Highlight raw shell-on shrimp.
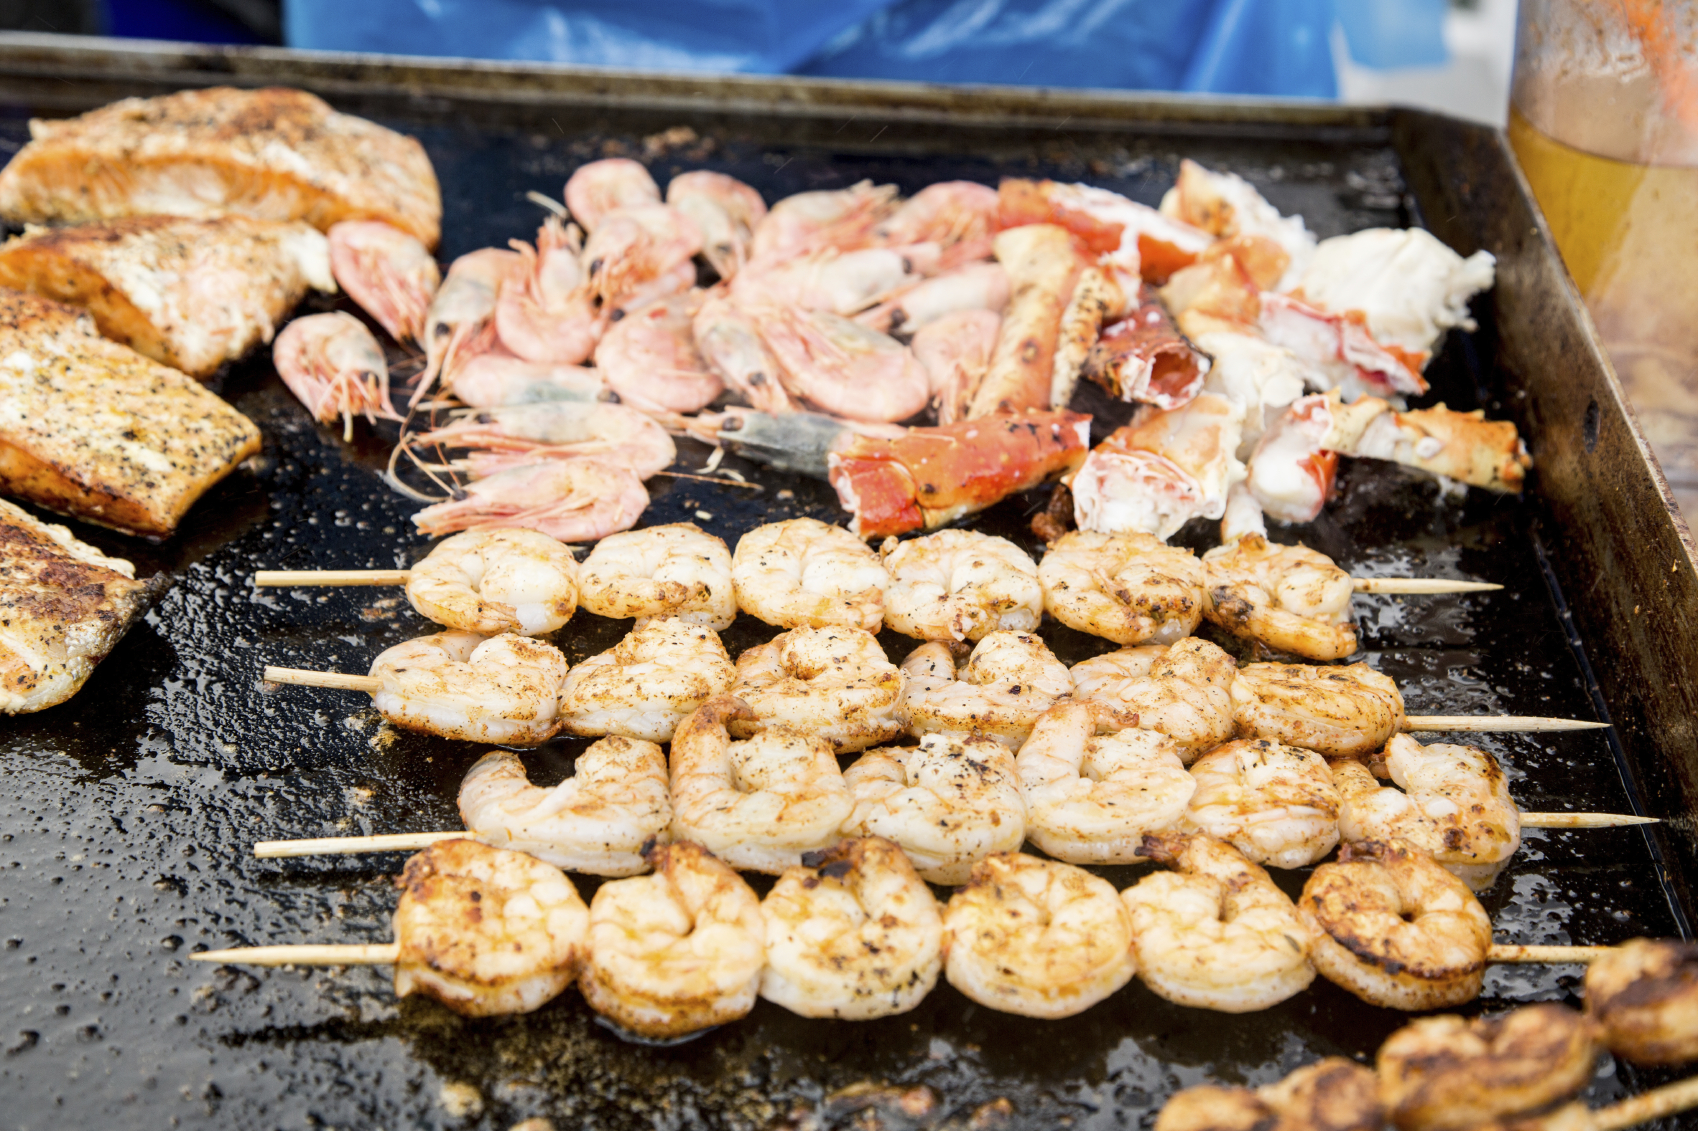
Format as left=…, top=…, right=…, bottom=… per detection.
left=404, top=527, right=580, bottom=636
left=880, top=529, right=1042, bottom=643
left=858, top=260, right=1010, bottom=337
left=731, top=517, right=889, bottom=632
left=755, top=304, right=930, bottom=423
left=594, top=290, right=722, bottom=413
left=875, top=181, right=1000, bottom=270
left=1183, top=738, right=1342, bottom=870
left=1229, top=661, right=1404, bottom=761
left=668, top=696, right=855, bottom=873
left=579, top=840, right=765, bottom=1040
left=666, top=170, right=766, bottom=280
left=495, top=216, right=603, bottom=365
left=910, top=308, right=999, bottom=426
left=392, top=839, right=588, bottom=1018
left=732, top=247, right=927, bottom=317
left=327, top=219, right=440, bottom=344
left=449, top=352, right=605, bottom=409
left=564, top=158, right=661, bottom=232
left=1069, top=638, right=1238, bottom=760
left=411, top=401, right=677, bottom=481
left=555, top=617, right=735, bottom=743
left=577, top=523, right=735, bottom=630
left=410, top=458, right=648, bottom=543
left=423, top=247, right=520, bottom=397
left=729, top=625, right=904, bottom=752
left=367, top=630, right=569, bottom=746
left=457, top=740, right=671, bottom=876
left=1037, top=530, right=1204, bottom=647
left=691, top=293, right=794, bottom=413
left=581, top=204, right=701, bottom=314
left=840, top=733, right=1027, bottom=885
left=272, top=311, right=398, bottom=441
left=1201, top=534, right=1356, bottom=661
left=759, top=836, right=943, bottom=1020
left=749, top=180, right=898, bottom=263
left=896, top=631, right=1073, bottom=749
left=942, top=852, right=1137, bottom=1019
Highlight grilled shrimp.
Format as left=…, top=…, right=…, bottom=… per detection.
left=411, top=401, right=676, bottom=480
left=581, top=204, right=702, bottom=313
left=731, top=517, right=889, bottom=632
left=565, top=158, right=661, bottom=232
left=1016, top=701, right=1194, bottom=865
left=1231, top=662, right=1404, bottom=761
left=579, top=840, right=764, bottom=1040
left=327, top=219, right=439, bottom=344
left=749, top=180, right=897, bottom=263
left=422, top=247, right=519, bottom=397
left=1334, top=734, right=1520, bottom=891
left=840, top=734, right=1027, bottom=885
left=273, top=312, right=398, bottom=440
left=942, top=852, right=1136, bottom=1019
left=691, top=293, right=795, bottom=413
left=404, top=527, right=580, bottom=636
left=457, top=740, right=670, bottom=876
left=449, top=353, right=605, bottom=409
left=1585, top=938, right=1698, bottom=1065
left=881, top=530, right=1042, bottom=643
left=1376, top=1005, right=1598, bottom=1131
left=910, top=308, right=998, bottom=425
left=392, top=839, right=588, bottom=1017
left=1300, top=839, right=1492, bottom=1010
left=556, top=617, right=735, bottom=743
left=668, top=697, right=854, bottom=873
left=577, top=523, right=735, bottom=629
left=495, top=215, right=603, bottom=364
left=861, top=261, right=1010, bottom=338
left=756, top=304, right=931, bottom=423
left=666, top=170, right=766, bottom=280
left=1038, top=530, right=1204, bottom=646
left=1156, top=1059, right=1384, bottom=1131
left=1123, top=832, right=1315, bottom=1012
left=1070, top=638, right=1238, bottom=760
left=367, top=630, right=568, bottom=745
left=897, top=632, right=1073, bottom=749
left=875, top=180, right=1000, bottom=269
left=759, top=836, right=943, bottom=1019
left=410, top=459, right=648, bottom=543
left=730, top=626, right=903, bottom=752
left=1184, top=738, right=1342, bottom=869
left=1202, top=535, right=1356, bottom=661
left=594, top=289, right=723, bottom=414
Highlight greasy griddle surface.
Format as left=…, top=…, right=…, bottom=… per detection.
left=0, top=103, right=1685, bottom=1130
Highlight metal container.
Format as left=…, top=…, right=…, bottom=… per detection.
left=0, top=32, right=1693, bottom=1130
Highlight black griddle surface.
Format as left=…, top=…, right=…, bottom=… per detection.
left=0, top=101, right=1687, bottom=1130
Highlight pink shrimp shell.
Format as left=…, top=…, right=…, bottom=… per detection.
left=411, top=459, right=649, bottom=543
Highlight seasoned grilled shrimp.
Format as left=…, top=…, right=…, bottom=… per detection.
left=1123, top=832, right=1315, bottom=1012
left=691, top=293, right=795, bottom=413
left=1202, top=535, right=1356, bottom=661
left=1070, top=638, right=1238, bottom=760
left=1156, top=1059, right=1385, bottom=1131
left=594, top=289, right=723, bottom=414
left=1299, top=839, right=1492, bottom=1011
left=1016, top=701, right=1194, bottom=864
left=668, top=697, right=854, bottom=873
left=565, top=158, right=662, bottom=231
left=1231, top=662, right=1404, bottom=760
left=393, top=839, right=588, bottom=1018
left=759, top=836, right=943, bottom=1020
left=579, top=841, right=764, bottom=1040
left=404, top=527, right=580, bottom=636
left=840, top=734, right=1027, bottom=885
left=1585, top=938, right=1698, bottom=1065
left=411, top=401, right=676, bottom=481
left=1334, top=735, right=1520, bottom=891
left=731, top=518, right=889, bottom=632
left=881, top=530, right=1042, bottom=643
left=1038, top=531, right=1204, bottom=646
left=273, top=312, right=397, bottom=440
left=556, top=617, right=735, bottom=743
left=457, top=741, right=670, bottom=876
left=422, top=247, right=519, bottom=397
left=496, top=215, right=603, bottom=365
left=1377, top=1005, right=1598, bottom=1131
left=667, top=171, right=766, bottom=280
left=410, top=459, right=648, bottom=544
left=368, top=630, right=568, bottom=745
left=577, top=524, right=735, bottom=630
left=749, top=180, right=897, bottom=262
left=730, top=626, right=903, bottom=752
left=1184, top=739, right=1342, bottom=869
left=942, top=852, right=1136, bottom=1019
left=897, top=632, right=1073, bottom=748
left=327, top=219, right=440, bottom=344
left=756, top=304, right=931, bottom=423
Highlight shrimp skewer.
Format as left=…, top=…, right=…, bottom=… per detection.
left=577, top=523, right=735, bottom=629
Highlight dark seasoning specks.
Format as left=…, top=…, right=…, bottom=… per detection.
left=0, top=94, right=1685, bottom=1131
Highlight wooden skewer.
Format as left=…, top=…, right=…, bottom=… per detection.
left=193, top=943, right=399, bottom=966
left=1593, top=1075, right=1698, bottom=1131
left=1351, top=578, right=1502, bottom=594
left=1488, top=944, right=1616, bottom=964
left=1404, top=715, right=1608, bottom=732
left=1521, top=811, right=1660, bottom=828
left=262, top=666, right=382, bottom=693
left=255, top=569, right=411, bottom=588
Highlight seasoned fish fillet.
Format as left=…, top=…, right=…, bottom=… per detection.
left=0, top=290, right=263, bottom=537
left=0, top=86, right=440, bottom=248
left=0, top=215, right=334, bottom=379
left=0, top=498, right=165, bottom=713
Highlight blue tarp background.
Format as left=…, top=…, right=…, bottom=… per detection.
left=283, top=0, right=1453, bottom=98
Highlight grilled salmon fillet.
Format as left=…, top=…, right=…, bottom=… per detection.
left=0, top=290, right=262, bottom=538
left=0, top=498, right=165, bottom=713
left=0, top=86, right=440, bottom=248
left=0, top=215, right=334, bottom=379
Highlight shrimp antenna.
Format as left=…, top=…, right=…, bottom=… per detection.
left=525, top=190, right=568, bottom=217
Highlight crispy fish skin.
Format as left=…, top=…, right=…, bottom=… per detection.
left=0, top=215, right=334, bottom=379
left=0, top=498, right=165, bottom=713
left=0, top=86, right=441, bottom=248
left=967, top=224, right=1085, bottom=419
left=0, top=290, right=262, bottom=538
